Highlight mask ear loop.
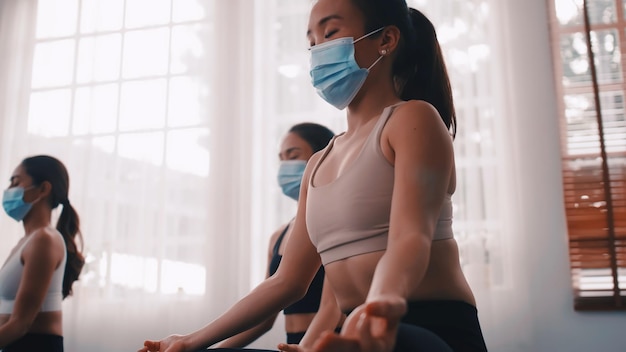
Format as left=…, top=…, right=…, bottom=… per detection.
left=352, top=27, right=386, bottom=71
left=353, top=27, right=385, bottom=44
left=23, top=185, right=43, bottom=206
left=367, top=54, right=385, bottom=71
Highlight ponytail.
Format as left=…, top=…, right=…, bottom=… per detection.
left=398, top=8, right=456, bottom=138
left=351, top=0, right=457, bottom=138
left=57, top=201, right=85, bottom=299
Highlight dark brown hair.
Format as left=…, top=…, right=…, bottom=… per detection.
left=289, top=123, right=335, bottom=152
left=351, top=0, right=457, bottom=137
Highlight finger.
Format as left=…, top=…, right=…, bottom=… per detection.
left=277, top=343, right=299, bottom=352
left=365, top=300, right=407, bottom=320
left=142, top=340, right=160, bottom=352
left=314, top=333, right=360, bottom=352
left=339, top=308, right=367, bottom=338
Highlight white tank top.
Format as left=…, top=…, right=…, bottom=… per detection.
left=0, top=232, right=66, bottom=314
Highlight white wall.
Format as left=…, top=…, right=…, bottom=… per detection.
left=498, top=0, right=626, bottom=351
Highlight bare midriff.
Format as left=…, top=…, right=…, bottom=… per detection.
left=283, top=312, right=317, bottom=333
left=0, top=311, right=63, bottom=337
left=324, top=238, right=476, bottom=313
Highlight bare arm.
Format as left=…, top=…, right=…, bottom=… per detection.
left=0, top=229, right=65, bottom=347
left=213, top=226, right=287, bottom=348
left=276, top=275, right=343, bottom=352
left=368, top=100, right=454, bottom=302
left=296, top=276, right=343, bottom=348
left=141, top=155, right=325, bottom=352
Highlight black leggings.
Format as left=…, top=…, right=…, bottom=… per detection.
left=2, top=333, right=63, bottom=352
left=202, top=301, right=487, bottom=352
left=395, top=300, right=488, bottom=352
left=286, top=331, right=305, bottom=345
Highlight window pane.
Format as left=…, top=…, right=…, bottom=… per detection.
left=80, top=0, right=124, bottom=33
left=275, top=14, right=316, bottom=114
left=166, top=128, right=210, bottom=176
left=28, top=89, right=72, bottom=137
left=119, top=79, right=167, bottom=131
left=73, top=84, right=119, bottom=135
left=168, top=76, right=210, bottom=127
left=560, top=32, right=591, bottom=87
left=594, top=29, right=622, bottom=83
left=170, top=24, right=210, bottom=75
left=563, top=91, right=626, bottom=155
left=93, top=135, right=116, bottom=154
left=77, top=34, right=122, bottom=83
left=554, top=0, right=616, bottom=26
left=559, top=31, right=612, bottom=87
left=36, top=0, right=78, bottom=39
left=31, top=40, right=75, bottom=88
left=173, top=0, right=213, bottom=23
left=118, top=131, right=164, bottom=166
left=109, top=252, right=158, bottom=293
left=160, top=259, right=206, bottom=295
left=123, top=28, right=170, bottom=79
left=125, top=0, right=171, bottom=28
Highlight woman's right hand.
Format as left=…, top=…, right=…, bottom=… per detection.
left=312, top=297, right=407, bottom=352
left=277, top=342, right=308, bottom=352
left=138, top=334, right=187, bottom=352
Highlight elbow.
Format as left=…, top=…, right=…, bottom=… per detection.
left=282, top=280, right=309, bottom=307
left=259, top=316, right=277, bottom=334
left=6, top=316, right=32, bottom=340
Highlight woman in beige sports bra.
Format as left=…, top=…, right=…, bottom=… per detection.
left=140, top=0, right=487, bottom=351
left=0, top=155, right=84, bottom=352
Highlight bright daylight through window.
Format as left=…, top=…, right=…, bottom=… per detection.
left=28, top=0, right=215, bottom=297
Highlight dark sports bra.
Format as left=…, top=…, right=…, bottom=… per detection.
left=269, top=223, right=325, bottom=315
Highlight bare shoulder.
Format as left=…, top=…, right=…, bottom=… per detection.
left=23, top=228, right=64, bottom=258
left=389, top=100, right=449, bottom=134
left=305, top=149, right=325, bottom=173
left=382, top=100, right=452, bottom=151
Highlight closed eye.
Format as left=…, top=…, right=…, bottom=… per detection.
left=324, top=29, right=338, bottom=39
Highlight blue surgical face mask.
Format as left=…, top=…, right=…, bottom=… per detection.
left=2, top=186, right=36, bottom=222
left=277, top=160, right=307, bottom=201
left=309, top=27, right=385, bottom=110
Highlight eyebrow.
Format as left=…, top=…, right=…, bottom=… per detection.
left=279, top=147, right=302, bottom=158
left=306, top=14, right=344, bottom=36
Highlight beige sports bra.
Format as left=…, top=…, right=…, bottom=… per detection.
left=306, top=102, right=453, bottom=265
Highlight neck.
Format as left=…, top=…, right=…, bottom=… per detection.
left=22, top=205, right=52, bottom=235
left=345, top=81, right=402, bottom=134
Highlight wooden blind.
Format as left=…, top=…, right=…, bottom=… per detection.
left=548, top=0, right=626, bottom=311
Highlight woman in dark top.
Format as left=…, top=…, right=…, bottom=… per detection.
left=212, top=123, right=342, bottom=349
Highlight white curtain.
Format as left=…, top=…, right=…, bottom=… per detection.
left=0, top=0, right=270, bottom=351
left=0, top=0, right=552, bottom=351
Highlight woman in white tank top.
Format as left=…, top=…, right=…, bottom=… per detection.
left=0, top=155, right=84, bottom=352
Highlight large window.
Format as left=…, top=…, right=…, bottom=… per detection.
left=548, top=0, right=626, bottom=310
left=28, top=0, right=215, bottom=297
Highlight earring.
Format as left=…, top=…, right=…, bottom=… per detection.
left=380, top=49, right=388, bottom=55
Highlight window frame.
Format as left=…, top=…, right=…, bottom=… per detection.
left=547, top=0, right=626, bottom=311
